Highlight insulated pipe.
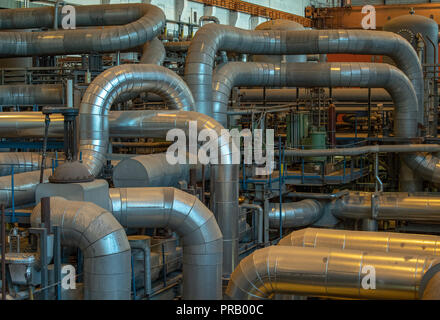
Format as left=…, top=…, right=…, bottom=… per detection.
left=139, top=37, right=166, bottom=65
left=31, top=197, right=131, bottom=300
left=212, top=62, right=418, bottom=136
left=402, top=152, right=440, bottom=184
left=112, top=153, right=209, bottom=188
left=185, top=25, right=423, bottom=121
left=108, top=187, right=223, bottom=300
left=253, top=19, right=307, bottom=64
left=199, top=16, right=220, bottom=26
left=225, top=246, right=440, bottom=300
left=164, top=41, right=192, bottom=52
left=0, top=169, right=51, bottom=208
left=237, top=88, right=392, bottom=102
left=0, top=4, right=166, bottom=57
left=79, top=64, right=194, bottom=177
left=331, top=191, right=440, bottom=222
left=278, top=228, right=440, bottom=257
left=239, top=203, right=263, bottom=244
left=104, top=110, right=239, bottom=275
left=278, top=144, right=440, bottom=157
left=268, top=199, right=323, bottom=228
left=0, top=84, right=63, bottom=105
left=0, top=152, right=55, bottom=176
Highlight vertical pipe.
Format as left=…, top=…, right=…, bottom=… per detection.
left=1, top=204, right=5, bottom=300
left=328, top=103, right=336, bottom=148
left=53, top=225, right=61, bottom=300
left=66, top=79, right=73, bottom=108
left=41, top=197, right=51, bottom=233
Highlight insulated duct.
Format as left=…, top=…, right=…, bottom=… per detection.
left=108, top=187, right=222, bottom=300
left=104, top=110, right=239, bottom=275
left=0, top=169, right=51, bottom=208
left=31, top=197, right=131, bottom=300
left=279, top=144, right=440, bottom=157
left=236, top=88, right=391, bottom=103
left=253, top=19, right=307, bottom=64
left=0, top=152, right=55, bottom=176
left=0, top=84, right=63, bottom=105
left=225, top=246, right=440, bottom=300
left=185, top=25, right=423, bottom=122
left=140, top=37, right=166, bottom=65
left=331, top=191, right=440, bottom=222
left=279, top=228, right=440, bottom=257
left=268, top=199, right=323, bottom=228
left=0, top=4, right=166, bottom=57
left=212, top=62, right=418, bottom=137
left=112, top=153, right=208, bottom=188
left=79, top=64, right=194, bottom=177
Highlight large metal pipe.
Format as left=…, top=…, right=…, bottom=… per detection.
left=212, top=62, right=418, bottom=137
left=279, top=228, right=440, bottom=257
left=225, top=246, right=440, bottom=300
left=140, top=37, right=166, bottom=65
left=268, top=199, right=323, bottom=228
left=229, top=88, right=392, bottom=103
left=79, top=64, right=194, bottom=177
left=185, top=25, right=423, bottom=122
left=279, top=144, right=440, bottom=157
left=105, top=110, right=239, bottom=275
left=0, top=169, right=51, bottom=208
left=108, top=187, right=222, bottom=300
left=331, top=191, right=440, bottom=222
left=0, top=152, right=56, bottom=176
left=112, top=153, right=208, bottom=188
left=0, top=84, right=63, bottom=106
left=0, top=4, right=165, bottom=57
left=253, top=19, right=307, bottom=64
left=31, top=197, right=131, bottom=300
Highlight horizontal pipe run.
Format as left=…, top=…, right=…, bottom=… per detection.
left=268, top=199, right=323, bottom=229
left=212, top=62, right=418, bottom=137
left=236, top=88, right=391, bottom=103
left=186, top=26, right=423, bottom=124
left=287, top=190, right=349, bottom=200
left=0, top=84, right=63, bottom=106
left=0, top=4, right=166, bottom=57
left=225, top=246, right=440, bottom=300
left=279, top=228, right=440, bottom=257
left=332, top=192, right=440, bottom=222
left=278, top=144, right=440, bottom=157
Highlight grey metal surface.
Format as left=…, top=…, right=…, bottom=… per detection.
left=0, top=84, right=63, bottom=106
left=331, top=191, right=440, bottom=222
left=225, top=246, right=440, bottom=300
left=280, top=144, right=440, bottom=157
left=31, top=197, right=131, bottom=300
left=253, top=19, right=307, bottom=64
left=104, top=110, right=238, bottom=275
left=0, top=169, right=51, bottom=208
left=185, top=26, right=423, bottom=122
left=236, top=88, right=391, bottom=103
left=279, top=228, right=440, bottom=257
left=140, top=37, right=166, bottom=65
left=112, top=153, right=208, bottom=188
left=108, top=187, right=223, bottom=300
left=212, top=62, right=418, bottom=136
left=0, top=4, right=165, bottom=56
left=268, top=199, right=323, bottom=228
left=0, top=152, right=54, bottom=176
left=79, top=64, right=194, bottom=177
